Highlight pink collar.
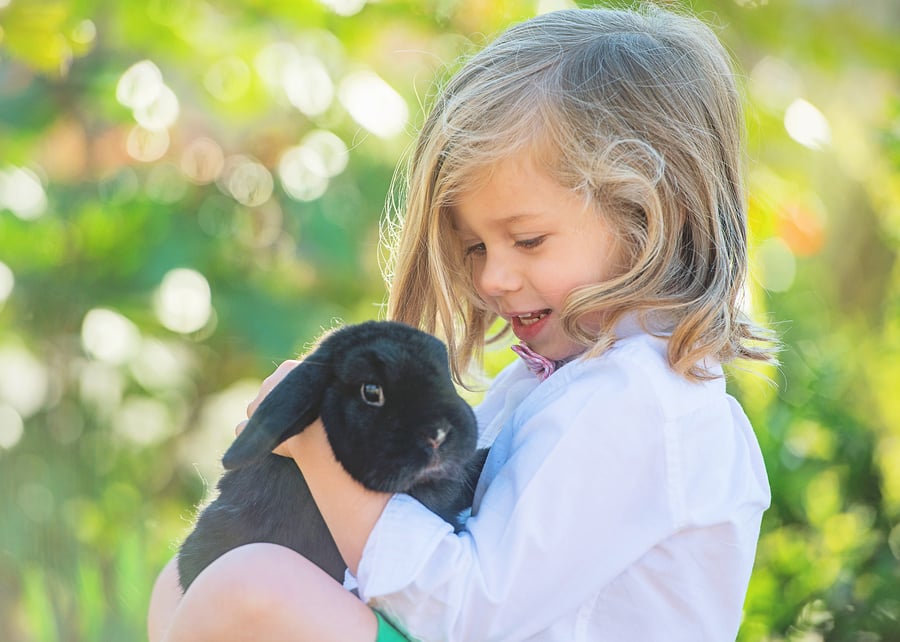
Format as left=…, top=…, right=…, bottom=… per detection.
left=511, top=343, right=570, bottom=382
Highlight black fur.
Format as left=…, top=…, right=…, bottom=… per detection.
left=177, top=321, right=486, bottom=589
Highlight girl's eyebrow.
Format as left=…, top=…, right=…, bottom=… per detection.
left=450, top=210, right=551, bottom=238
left=454, top=211, right=547, bottom=231
left=499, top=213, right=541, bottom=224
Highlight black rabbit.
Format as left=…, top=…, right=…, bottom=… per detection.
left=177, top=321, right=486, bottom=590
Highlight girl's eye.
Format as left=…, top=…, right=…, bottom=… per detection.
left=515, top=236, right=546, bottom=250
left=464, top=242, right=486, bottom=257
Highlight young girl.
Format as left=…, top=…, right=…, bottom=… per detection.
left=149, top=5, right=775, bottom=641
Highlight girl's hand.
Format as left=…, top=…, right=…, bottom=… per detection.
left=232, top=359, right=347, bottom=511
left=234, top=359, right=301, bottom=457
left=233, top=358, right=390, bottom=572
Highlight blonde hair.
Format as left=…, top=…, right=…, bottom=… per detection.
left=384, top=4, right=777, bottom=383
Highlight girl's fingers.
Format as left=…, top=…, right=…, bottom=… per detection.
left=236, top=359, right=303, bottom=457
left=234, top=417, right=290, bottom=457
left=245, top=359, right=303, bottom=418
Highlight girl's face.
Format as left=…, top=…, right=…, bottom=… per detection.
left=452, top=153, right=624, bottom=361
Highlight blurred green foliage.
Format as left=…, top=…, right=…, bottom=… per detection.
left=0, top=0, right=898, bottom=640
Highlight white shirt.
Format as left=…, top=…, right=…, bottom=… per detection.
left=355, top=328, right=770, bottom=641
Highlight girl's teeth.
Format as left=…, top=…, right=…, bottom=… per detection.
left=517, top=312, right=547, bottom=326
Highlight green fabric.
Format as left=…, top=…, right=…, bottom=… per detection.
left=375, top=611, right=411, bottom=642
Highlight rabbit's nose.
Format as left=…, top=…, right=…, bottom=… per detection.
left=428, top=427, right=448, bottom=449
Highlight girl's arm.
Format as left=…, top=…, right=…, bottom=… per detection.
left=241, top=358, right=392, bottom=573
left=281, top=418, right=391, bottom=574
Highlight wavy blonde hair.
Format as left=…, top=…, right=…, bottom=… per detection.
left=384, top=4, right=777, bottom=383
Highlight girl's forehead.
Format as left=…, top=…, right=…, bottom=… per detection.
left=448, top=157, right=592, bottom=233
left=448, top=130, right=559, bottom=185
left=454, top=150, right=553, bottom=196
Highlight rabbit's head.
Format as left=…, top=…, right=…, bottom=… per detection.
left=222, top=321, right=477, bottom=493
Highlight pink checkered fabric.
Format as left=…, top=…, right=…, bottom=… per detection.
left=511, top=343, right=562, bottom=382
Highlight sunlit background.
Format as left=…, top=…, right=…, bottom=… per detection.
left=0, top=0, right=898, bottom=639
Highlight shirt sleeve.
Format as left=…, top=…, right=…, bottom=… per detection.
left=355, top=356, right=682, bottom=642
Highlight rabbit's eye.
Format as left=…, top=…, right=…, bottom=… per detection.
left=360, top=383, right=385, bottom=407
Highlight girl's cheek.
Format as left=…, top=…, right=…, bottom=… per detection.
left=471, top=265, right=486, bottom=295
left=469, top=275, right=488, bottom=305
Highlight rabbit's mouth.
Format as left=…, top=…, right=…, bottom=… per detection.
left=414, top=455, right=463, bottom=483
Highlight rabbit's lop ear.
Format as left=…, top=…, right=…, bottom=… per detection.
left=221, top=351, right=332, bottom=470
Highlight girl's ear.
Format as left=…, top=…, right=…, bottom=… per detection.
left=221, top=355, right=332, bottom=470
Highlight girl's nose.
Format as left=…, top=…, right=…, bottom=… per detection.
left=477, top=252, right=522, bottom=297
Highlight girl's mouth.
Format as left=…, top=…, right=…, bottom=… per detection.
left=510, top=310, right=551, bottom=341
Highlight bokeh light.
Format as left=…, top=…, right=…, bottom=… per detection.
left=218, top=155, right=274, bottom=207
left=116, top=60, right=164, bottom=110
left=338, top=70, right=409, bottom=138
left=318, top=0, right=368, bottom=17
left=255, top=42, right=300, bottom=91
left=115, top=60, right=180, bottom=130
left=0, top=166, right=48, bottom=220
left=153, top=268, right=213, bottom=334
left=283, top=55, right=334, bottom=116
left=302, top=130, right=349, bottom=177
left=279, top=147, right=330, bottom=201
left=537, top=0, right=577, bottom=13
left=278, top=130, right=349, bottom=202
left=113, top=396, right=174, bottom=448
left=0, top=403, right=24, bottom=450
left=129, top=338, right=194, bottom=393
left=749, top=56, right=803, bottom=111
left=784, top=98, right=831, bottom=150
left=0, top=344, right=49, bottom=419
left=180, top=137, right=225, bottom=184
left=126, top=126, right=170, bottom=162
left=78, top=361, right=124, bottom=415
left=71, top=19, right=97, bottom=46
left=133, top=83, right=180, bottom=131
left=81, top=308, right=142, bottom=365
left=0, top=261, right=13, bottom=304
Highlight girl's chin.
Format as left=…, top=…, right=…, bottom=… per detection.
left=520, top=332, right=584, bottom=362
left=537, top=343, right=584, bottom=362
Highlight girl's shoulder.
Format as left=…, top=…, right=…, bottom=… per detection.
left=544, top=332, right=727, bottom=422
left=477, top=331, right=731, bottom=448
left=514, top=333, right=769, bottom=529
